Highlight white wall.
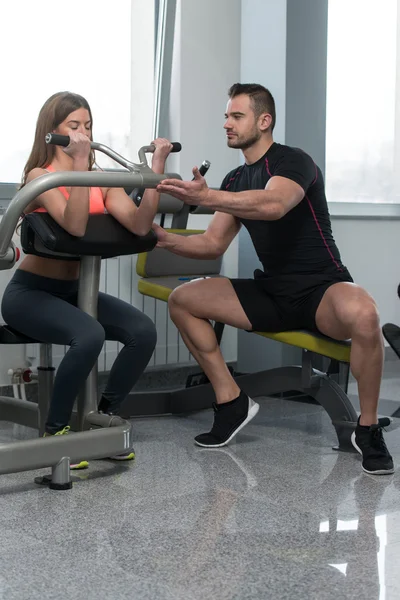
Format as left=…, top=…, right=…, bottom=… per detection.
left=241, top=0, right=287, bottom=144
left=331, top=218, right=400, bottom=327
left=167, top=0, right=242, bottom=363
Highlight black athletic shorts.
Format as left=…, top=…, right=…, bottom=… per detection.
left=230, top=267, right=354, bottom=333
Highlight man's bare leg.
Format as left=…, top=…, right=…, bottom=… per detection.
left=316, top=282, right=394, bottom=475
left=168, top=277, right=259, bottom=447
left=168, top=278, right=252, bottom=404
left=316, top=282, right=382, bottom=425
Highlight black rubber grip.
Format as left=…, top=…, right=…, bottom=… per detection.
left=45, top=133, right=70, bottom=147
left=197, top=160, right=210, bottom=177
left=189, top=160, right=211, bottom=212
left=148, top=142, right=182, bottom=153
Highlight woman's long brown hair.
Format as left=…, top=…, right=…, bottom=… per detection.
left=21, top=91, right=95, bottom=187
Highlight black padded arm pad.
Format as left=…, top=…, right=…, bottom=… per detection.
left=21, top=213, right=156, bottom=259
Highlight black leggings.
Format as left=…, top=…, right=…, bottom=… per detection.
left=1, top=270, right=157, bottom=433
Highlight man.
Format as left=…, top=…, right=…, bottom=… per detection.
left=155, top=83, right=394, bottom=475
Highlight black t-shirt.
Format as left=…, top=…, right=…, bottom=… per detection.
left=220, top=142, right=346, bottom=276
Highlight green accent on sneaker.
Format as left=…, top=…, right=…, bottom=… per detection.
left=69, top=460, right=90, bottom=471
left=43, top=425, right=71, bottom=437
left=43, top=426, right=89, bottom=470
left=108, top=451, right=135, bottom=461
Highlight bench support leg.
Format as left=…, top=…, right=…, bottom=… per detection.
left=38, top=343, right=54, bottom=436
left=310, top=372, right=358, bottom=452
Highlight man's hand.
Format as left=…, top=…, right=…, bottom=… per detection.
left=152, top=222, right=173, bottom=248
left=157, top=167, right=210, bottom=206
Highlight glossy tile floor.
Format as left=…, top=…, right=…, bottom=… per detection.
left=1, top=397, right=400, bottom=600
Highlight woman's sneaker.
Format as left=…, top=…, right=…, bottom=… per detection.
left=194, top=390, right=259, bottom=448
left=98, top=401, right=135, bottom=461
left=351, top=417, right=394, bottom=475
left=43, top=426, right=89, bottom=470
left=108, top=450, right=135, bottom=461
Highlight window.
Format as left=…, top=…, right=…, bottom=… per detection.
left=0, top=0, right=158, bottom=371
left=326, top=0, right=398, bottom=202
left=0, top=0, right=155, bottom=183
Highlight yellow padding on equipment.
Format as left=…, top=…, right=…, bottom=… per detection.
left=136, top=255, right=147, bottom=278
left=136, top=229, right=205, bottom=277
left=138, top=279, right=173, bottom=303
left=255, top=330, right=351, bottom=363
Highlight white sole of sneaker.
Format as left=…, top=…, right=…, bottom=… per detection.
left=195, top=398, right=260, bottom=448
left=351, top=432, right=395, bottom=475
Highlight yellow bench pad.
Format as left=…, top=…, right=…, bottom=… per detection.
left=254, top=330, right=350, bottom=363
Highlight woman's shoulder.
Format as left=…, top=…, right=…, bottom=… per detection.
left=26, top=167, right=48, bottom=183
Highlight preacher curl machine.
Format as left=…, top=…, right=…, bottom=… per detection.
left=0, top=135, right=182, bottom=490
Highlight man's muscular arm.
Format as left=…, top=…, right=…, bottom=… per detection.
left=158, top=168, right=306, bottom=220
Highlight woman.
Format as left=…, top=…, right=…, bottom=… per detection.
left=2, top=91, right=171, bottom=468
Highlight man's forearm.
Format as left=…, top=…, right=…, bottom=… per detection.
left=162, top=232, right=220, bottom=259
left=203, top=188, right=282, bottom=220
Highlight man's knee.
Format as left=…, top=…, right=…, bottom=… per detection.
left=350, top=300, right=381, bottom=339
left=168, top=285, right=193, bottom=314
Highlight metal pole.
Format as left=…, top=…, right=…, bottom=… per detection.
left=76, top=256, right=101, bottom=430
left=50, top=457, right=72, bottom=491
left=37, top=343, right=54, bottom=436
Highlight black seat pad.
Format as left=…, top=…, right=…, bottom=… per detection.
left=0, top=324, right=39, bottom=344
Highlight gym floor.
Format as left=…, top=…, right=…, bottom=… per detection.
left=1, top=377, right=400, bottom=599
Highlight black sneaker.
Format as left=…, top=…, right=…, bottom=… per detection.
left=351, top=417, right=394, bottom=475
left=194, top=391, right=259, bottom=448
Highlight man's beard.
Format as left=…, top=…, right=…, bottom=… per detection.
left=227, top=128, right=261, bottom=150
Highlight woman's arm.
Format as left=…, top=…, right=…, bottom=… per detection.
left=26, top=132, right=92, bottom=237
left=105, top=138, right=173, bottom=236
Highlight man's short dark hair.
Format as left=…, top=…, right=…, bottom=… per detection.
left=228, top=83, right=276, bottom=131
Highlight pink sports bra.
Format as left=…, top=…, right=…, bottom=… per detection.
left=34, top=164, right=105, bottom=214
